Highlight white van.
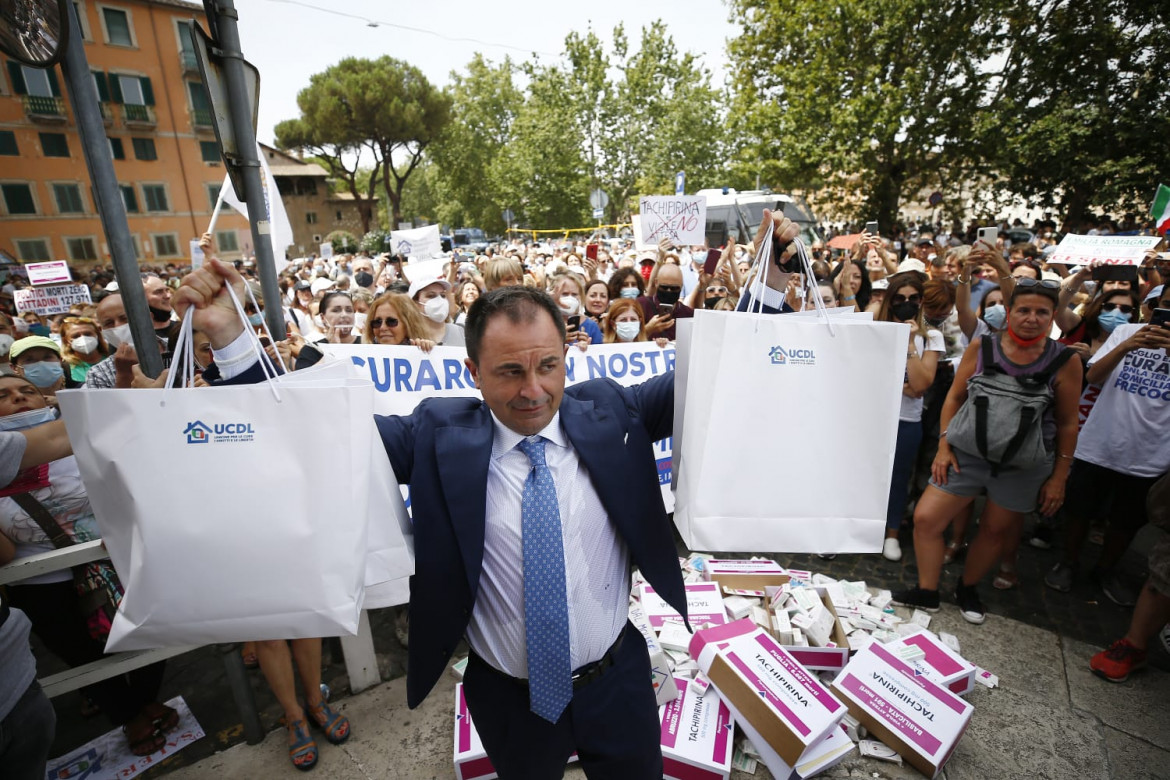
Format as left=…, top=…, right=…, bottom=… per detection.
left=697, top=189, right=822, bottom=249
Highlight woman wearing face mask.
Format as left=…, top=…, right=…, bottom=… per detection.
left=408, top=278, right=465, bottom=347
left=877, top=273, right=945, bottom=561
left=606, top=267, right=645, bottom=303
left=958, top=285, right=1005, bottom=347
left=9, top=337, right=75, bottom=396
left=60, top=316, right=110, bottom=383
left=601, top=299, right=669, bottom=346
left=0, top=375, right=178, bottom=757
left=1059, top=289, right=1142, bottom=367
left=549, top=274, right=602, bottom=346
left=21, top=313, right=51, bottom=338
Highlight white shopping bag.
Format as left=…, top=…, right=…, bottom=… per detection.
left=57, top=307, right=376, bottom=650
left=673, top=241, right=908, bottom=553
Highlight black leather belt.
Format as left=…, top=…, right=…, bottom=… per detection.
left=473, top=624, right=626, bottom=691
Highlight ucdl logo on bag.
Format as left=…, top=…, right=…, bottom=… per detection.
left=769, top=346, right=816, bottom=366
left=183, top=420, right=256, bottom=444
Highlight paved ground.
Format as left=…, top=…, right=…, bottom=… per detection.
left=35, top=513, right=1168, bottom=778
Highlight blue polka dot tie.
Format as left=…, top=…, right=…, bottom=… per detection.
left=517, top=436, right=572, bottom=724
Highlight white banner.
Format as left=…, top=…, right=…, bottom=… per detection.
left=639, top=195, right=707, bottom=246
left=1047, top=234, right=1161, bottom=265
left=323, top=342, right=677, bottom=508
left=14, top=283, right=91, bottom=315
left=221, top=142, right=295, bottom=270
left=389, top=224, right=443, bottom=259
left=25, top=259, right=71, bottom=285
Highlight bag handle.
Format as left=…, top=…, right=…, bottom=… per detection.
left=743, top=232, right=836, bottom=336
left=12, top=492, right=73, bottom=549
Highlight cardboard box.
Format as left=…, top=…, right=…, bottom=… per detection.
left=629, top=605, right=681, bottom=706
left=830, top=643, right=974, bottom=779
left=689, top=619, right=846, bottom=768
left=705, top=558, right=790, bottom=592
left=454, top=683, right=497, bottom=780
left=887, top=630, right=977, bottom=697
left=660, top=677, right=735, bottom=780
left=640, top=582, right=728, bottom=628
left=781, top=591, right=851, bottom=671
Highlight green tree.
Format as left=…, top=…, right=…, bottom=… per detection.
left=727, top=0, right=1010, bottom=228
left=274, top=57, right=451, bottom=229
left=987, top=0, right=1170, bottom=224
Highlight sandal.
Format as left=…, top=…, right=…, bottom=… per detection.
left=123, top=716, right=166, bottom=757
left=241, top=641, right=259, bottom=670
left=286, top=719, right=318, bottom=771
left=943, top=541, right=967, bottom=565
left=305, top=700, right=351, bottom=745
left=992, top=567, right=1019, bottom=590
left=143, top=702, right=180, bottom=733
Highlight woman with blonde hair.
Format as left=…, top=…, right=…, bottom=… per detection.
left=60, top=316, right=109, bottom=383
left=363, top=292, right=435, bottom=349
left=601, top=299, right=670, bottom=347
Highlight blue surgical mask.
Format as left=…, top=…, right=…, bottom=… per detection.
left=28, top=324, right=50, bottom=337
left=20, top=360, right=64, bottom=388
left=1097, top=309, right=1130, bottom=333
left=620, top=288, right=640, bottom=299
left=983, top=304, right=1006, bottom=331
left=615, top=321, right=641, bottom=342
left=248, top=313, right=264, bottom=327
left=0, top=405, right=57, bottom=431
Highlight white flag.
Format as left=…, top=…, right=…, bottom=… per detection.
left=221, top=143, right=294, bottom=272
left=389, top=225, right=442, bottom=259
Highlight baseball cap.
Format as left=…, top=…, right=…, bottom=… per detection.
left=294, top=280, right=312, bottom=291
left=310, top=277, right=335, bottom=295
left=10, top=335, right=61, bottom=361
left=407, top=277, right=451, bottom=300
left=1145, top=284, right=1164, bottom=304
left=896, top=258, right=927, bottom=274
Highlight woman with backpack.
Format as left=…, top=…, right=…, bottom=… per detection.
left=894, top=279, right=1083, bottom=624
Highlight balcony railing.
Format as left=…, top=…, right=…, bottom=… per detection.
left=192, top=107, right=214, bottom=128
left=22, top=95, right=67, bottom=122
left=122, top=103, right=156, bottom=126
left=180, top=50, right=199, bottom=72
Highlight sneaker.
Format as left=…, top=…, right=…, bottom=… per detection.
left=1044, top=562, right=1075, bottom=593
left=955, top=584, right=986, bottom=625
left=891, top=586, right=940, bottom=612
left=1096, top=570, right=1138, bottom=607
left=1028, top=524, right=1053, bottom=550
left=1090, top=639, right=1147, bottom=682
left=882, top=538, right=902, bottom=562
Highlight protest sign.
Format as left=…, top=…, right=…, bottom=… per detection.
left=319, top=242, right=333, bottom=259
left=390, top=224, right=443, bottom=259
left=322, top=342, right=677, bottom=508
left=1046, top=234, right=1161, bottom=266
left=190, top=239, right=205, bottom=270
left=25, top=259, right=71, bottom=285
left=14, top=283, right=92, bottom=315
left=639, top=195, right=707, bottom=246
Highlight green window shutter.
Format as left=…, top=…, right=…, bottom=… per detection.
left=7, top=61, right=27, bottom=95
left=47, top=68, right=61, bottom=97
left=93, top=71, right=109, bottom=102
left=140, top=76, right=154, bottom=106
left=109, top=74, right=123, bottom=104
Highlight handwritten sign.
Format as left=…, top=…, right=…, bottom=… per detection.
left=1047, top=234, right=1161, bottom=266
left=14, top=283, right=92, bottom=315
left=639, top=195, right=707, bottom=246
left=26, top=260, right=72, bottom=285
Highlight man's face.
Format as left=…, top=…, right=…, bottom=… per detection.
left=466, top=308, right=566, bottom=437
left=352, top=259, right=373, bottom=276
left=143, top=276, right=173, bottom=312
left=656, top=265, right=683, bottom=303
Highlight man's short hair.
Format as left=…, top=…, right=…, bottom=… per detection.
left=465, top=287, right=565, bottom=365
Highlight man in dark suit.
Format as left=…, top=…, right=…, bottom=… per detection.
left=175, top=211, right=799, bottom=778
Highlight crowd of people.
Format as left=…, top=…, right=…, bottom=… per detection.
left=0, top=211, right=1167, bottom=776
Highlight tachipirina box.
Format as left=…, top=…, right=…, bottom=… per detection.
left=629, top=604, right=681, bottom=706
left=830, top=643, right=974, bottom=779
left=887, top=629, right=977, bottom=697
left=660, top=677, right=735, bottom=780
left=454, top=684, right=578, bottom=780
left=703, top=558, right=790, bottom=592
left=779, top=589, right=852, bottom=672
left=640, top=581, right=728, bottom=628
left=688, top=619, right=846, bottom=768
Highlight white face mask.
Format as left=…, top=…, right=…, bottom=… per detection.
left=615, top=321, right=640, bottom=342
left=71, top=335, right=99, bottom=354
left=423, top=295, right=449, bottom=323
left=0, top=334, right=13, bottom=356
left=558, top=295, right=580, bottom=316
left=102, top=323, right=131, bottom=350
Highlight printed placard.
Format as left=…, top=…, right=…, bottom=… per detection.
left=639, top=195, right=707, bottom=246
left=1046, top=234, right=1161, bottom=266
left=14, top=283, right=92, bottom=315
left=26, top=259, right=72, bottom=285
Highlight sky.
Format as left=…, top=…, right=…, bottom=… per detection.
left=232, top=0, right=740, bottom=145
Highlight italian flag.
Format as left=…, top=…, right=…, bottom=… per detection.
left=1153, top=184, right=1170, bottom=235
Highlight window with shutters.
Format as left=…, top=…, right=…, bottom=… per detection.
left=120, top=184, right=138, bottom=213
left=306, top=212, right=318, bottom=225
left=73, top=2, right=92, bottom=40
left=14, top=239, right=51, bottom=262
left=39, top=132, right=69, bottom=157
left=108, top=137, right=124, bottom=159
left=206, top=183, right=221, bottom=209
left=0, top=131, right=18, bottom=156
left=22, top=66, right=53, bottom=98
left=177, top=20, right=197, bottom=70
left=65, top=237, right=99, bottom=262
left=142, top=184, right=168, bottom=212
left=52, top=183, right=85, bottom=214
left=1, top=183, right=37, bottom=215
left=152, top=233, right=180, bottom=258
left=216, top=231, right=239, bottom=252
left=132, top=137, right=156, bottom=161
left=188, top=81, right=212, bottom=126
left=199, top=141, right=219, bottom=163
left=100, top=6, right=134, bottom=46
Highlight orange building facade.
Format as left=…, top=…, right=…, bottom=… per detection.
left=0, top=0, right=250, bottom=268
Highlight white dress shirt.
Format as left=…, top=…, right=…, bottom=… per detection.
left=466, top=411, right=630, bottom=678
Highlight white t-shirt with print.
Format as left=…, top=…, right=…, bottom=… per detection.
left=900, top=329, right=946, bottom=422
left=1077, top=323, right=1170, bottom=477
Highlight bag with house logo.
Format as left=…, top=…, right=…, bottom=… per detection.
left=57, top=290, right=375, bottom=651
left=673, top=239, right=908, bottom=553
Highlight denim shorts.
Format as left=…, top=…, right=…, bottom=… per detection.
left=929, top=446, right=1053, bottom=513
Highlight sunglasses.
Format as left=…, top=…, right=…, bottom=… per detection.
left=1101, top=303, right=1133, bottom=314
left=1014, top=278, right=1061, bottom=290
left=891, top=294, right=922, bottom=305
left=369, top=317, right=399, bottom=329
left=657, top=285, right=682, bottom=293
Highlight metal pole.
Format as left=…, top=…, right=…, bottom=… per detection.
left=208, top=0, right=283, bottom=339
left=60, top=1, right=163, bottom=378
